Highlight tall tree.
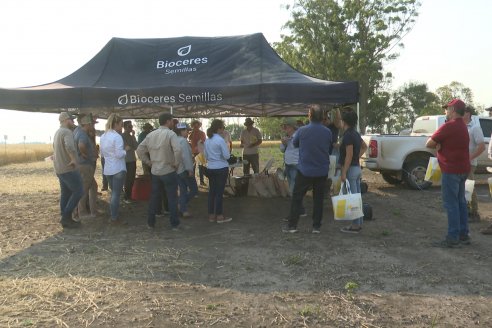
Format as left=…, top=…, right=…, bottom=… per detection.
left=436, top=81, right=474, bottom=105
left=275, top=0, right=421, bottom=132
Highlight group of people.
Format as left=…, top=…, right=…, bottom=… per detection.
left=52, top=101, right=492, bottom=242
left=51, top=104, right=369, bottom=234
left=426, top=99, right=492, bottom=247
left=52, top=111, right=243, bottom=230
left=280, top=105, right=367, bottom=234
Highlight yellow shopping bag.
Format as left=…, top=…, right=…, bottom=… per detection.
left=424, top=157, right=441, bottom=183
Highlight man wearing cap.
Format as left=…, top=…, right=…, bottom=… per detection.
left=426, top=99, right=470, bottom=247
left=280, top=118, right=307, bottom=216
left=53, top=112, right=83, bottom=229
left=175, top=122, right=198, bottom=217
left=463, top=106, right=485, bottom=222
left=486, top=106, right=492, bottom=117
left=240, top=117, right=262, bottom=175
left=189, top=120, right=207, bottom=186
left=73, top=113, right=98, bottom=218
left=137, top=113, right=182, bottom=230
left=122, top=121, right=139, bottom=203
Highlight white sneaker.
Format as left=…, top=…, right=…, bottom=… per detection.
left=217, top=217, right=232, bottom=224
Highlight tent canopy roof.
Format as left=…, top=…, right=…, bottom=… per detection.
left=0, top=33, right=358, bottom=118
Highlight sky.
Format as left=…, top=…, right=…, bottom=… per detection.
left=0, top=0, right=491, bottom=143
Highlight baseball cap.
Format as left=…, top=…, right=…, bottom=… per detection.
left=282, top=118, right=298, bottom=129
left=442, top=99, right=466, bottom=111
left=59, top=112, right=74, bottom=122
left=79, top=115, right=93, bottom=125
left=176, top=122, right=191, bottom=130
left=464, top=106, right=476, bottom=115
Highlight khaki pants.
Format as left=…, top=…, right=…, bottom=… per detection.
left=467, top=166, right=478, bottom=216
left=77, top=164, right=97, bottom=217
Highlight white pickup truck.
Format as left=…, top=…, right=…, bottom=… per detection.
left=361, top=115, right=492, bottom=190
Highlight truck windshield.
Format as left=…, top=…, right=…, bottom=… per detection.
left=412, top=119, right=436, bottom=135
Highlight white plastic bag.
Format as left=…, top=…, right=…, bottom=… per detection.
left=424, top=157, right=441, bottom=183
left=328, top=155, right=337, bottom=178
left=331, top=181, right=363, bottom=221
left=465, top=179, right=475, bottom=202
left=331, top=170, right=342, bottom=195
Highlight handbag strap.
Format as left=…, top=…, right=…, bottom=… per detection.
left=339, top=180, right=352, bottom=196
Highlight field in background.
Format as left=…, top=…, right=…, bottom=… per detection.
left=0, top=143, right=53, bottom=166
left=0, top=141, right=283, bottom=168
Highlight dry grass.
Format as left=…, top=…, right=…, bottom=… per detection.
left=0, top=144, right=53, bottom=166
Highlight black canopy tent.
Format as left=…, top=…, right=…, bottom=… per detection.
left=0, top=33, right=358, bottom=118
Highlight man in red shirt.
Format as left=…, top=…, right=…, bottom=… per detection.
left=189, top=120, right=207, bottom=186
left=426, top=99, right=470, bottom=247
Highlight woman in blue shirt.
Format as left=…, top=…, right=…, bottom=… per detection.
left=204, top=119, right=232, bottom=224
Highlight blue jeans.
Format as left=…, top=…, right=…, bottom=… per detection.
left=57, top=170, right=84, bottom=221
left=343, top=165, right=363, bottom=226
left=207, top=167, right=228, bottom=215
left=178, top=171, right=198, bottom=213
left=441, top=172, right=468, bottom=240
left=284, top=163, right=305, bottom=214
left=106, top=170, right=126, bottom=220
left=149, top=172, right=179, bottom=228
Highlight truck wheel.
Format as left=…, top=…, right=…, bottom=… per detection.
left=381, top=173, right=402, bottom=185
left=403, top=159, right=432, bottom=190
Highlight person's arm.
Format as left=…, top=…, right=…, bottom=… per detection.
left=78, top=140, right=89, bottom=159
left=488, top=133, right=492, bottom=159
left=130, top=135, right=138, bottom=150
left=292, top=130, right=300, bottom=148
left=470, top=127, right=485, bottom=161
left=171, top=134, right=183, bottom=170
left=471, top=142, right=486, bottom=161
left=114, top=135, right=127, bottom=159
left=426, top=137, right=438, bottom=149
left=341, top=144, right=353, bottom=182
left=248, top=129, right=262, bottom=147
left=220, top=138, right=231, bottom=160
left=333, top=108, right=342, bottom=129
left=64, top=132, right=78, bottom=168
left=359, top=138, right=368, bottom=158
left=136, top=138, right=151, bottom=166
left=239, top=130, right=245, bottom=148
left=181, top=140, right=194, bottom=175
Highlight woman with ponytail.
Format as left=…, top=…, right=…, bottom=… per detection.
left=204, top=119, right=232, bottom=223
left=100, top=113, right=127, bottom=225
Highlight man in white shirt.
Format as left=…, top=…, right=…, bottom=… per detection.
left=463, top=106, right=485, bottom=222
left=240, top=117, right=262, bottom=175
left=137, top=113, right=182, bottom=230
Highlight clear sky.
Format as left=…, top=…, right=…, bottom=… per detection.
left=0, top=0, right=490, bottom=143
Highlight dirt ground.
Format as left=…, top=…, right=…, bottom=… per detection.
left=1, top=161, right=492, bottom=327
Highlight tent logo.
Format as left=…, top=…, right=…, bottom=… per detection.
left=118, top=94, right=128, bottom=105
left=177, top=45, right=191, bottom=57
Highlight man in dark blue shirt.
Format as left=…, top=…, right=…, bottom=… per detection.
left=283, top=105, right=332, bottom=234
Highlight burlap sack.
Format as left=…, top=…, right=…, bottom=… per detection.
left=263, top=176, right=277, bottom=197
left=253, top=175, right=272, bottom=197
left=272, top=175, right=289, bottom=197
left=247, top=176, right=258, bottom=197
